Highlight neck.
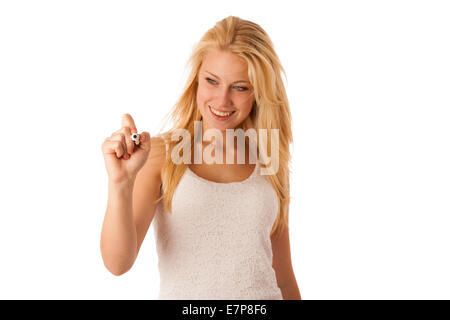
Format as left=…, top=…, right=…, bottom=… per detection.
left=193, top=121, right=251, bottom=165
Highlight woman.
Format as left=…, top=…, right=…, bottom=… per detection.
left=101, top=16, right=301, bottom=300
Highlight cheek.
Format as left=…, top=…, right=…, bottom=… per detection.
left=235, top=95, right=254, bottom=117
left=197, top=83, right=213, bottom=104
left=196, top=87, right=206, bottom=115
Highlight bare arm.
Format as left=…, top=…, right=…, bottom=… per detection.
left=100, top=180, right=138, bottom=276
left=100, top=136, right=166, bottom=276
left=271, top=224, right=302, bottom=300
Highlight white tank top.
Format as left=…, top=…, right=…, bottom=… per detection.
left=152, top=146, right=283, bottom=300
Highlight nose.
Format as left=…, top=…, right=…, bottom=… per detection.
left=214, top=86, right=232, bottom=109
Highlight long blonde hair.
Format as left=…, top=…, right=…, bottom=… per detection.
left=155, top=16, right=293, bottom=239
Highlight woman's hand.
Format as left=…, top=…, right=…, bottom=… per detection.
left=101, top=113, right=151, bottom=184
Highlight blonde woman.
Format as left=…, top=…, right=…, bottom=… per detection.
left=101, top=16, right=301, bottom=300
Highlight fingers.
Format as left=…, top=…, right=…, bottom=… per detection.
left=102, top=139, right=127, bottom=159
left=121, top=114, right=138, bottom=154
left=121, top=113, right=137, bottom=133
left=122, top=127, right=135, bottom=155
left=103, top=114, right=149, bottom=161
left=138, top=132, right=151, bottom=151
left=114, top=132, right=128, bottom=158
left=103, top=131, right=149, bottom=159
left=110, top=130, right=133, bottom=157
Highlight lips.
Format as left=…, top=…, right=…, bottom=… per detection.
left=208, top=105, right=236, bottom=121
left=208, top=105, right=235, bottom=117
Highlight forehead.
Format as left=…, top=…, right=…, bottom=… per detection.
left=200, top=49, right=249, bottom=79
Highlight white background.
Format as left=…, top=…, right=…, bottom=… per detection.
left=0, top=0, right=449, bottom=299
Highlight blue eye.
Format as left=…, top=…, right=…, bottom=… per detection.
left=206, top=78, right=248, bottom=91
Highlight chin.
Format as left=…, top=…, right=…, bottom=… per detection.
left=203, top=120, right=231, bottom=131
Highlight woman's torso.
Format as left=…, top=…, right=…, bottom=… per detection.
left=152, top=137, right=282, bottom=300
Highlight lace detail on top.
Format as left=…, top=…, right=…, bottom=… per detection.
left=152, top=144, right=282, bottom=300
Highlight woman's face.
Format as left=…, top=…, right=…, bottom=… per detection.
left=196, top=49, right=254, bottom=133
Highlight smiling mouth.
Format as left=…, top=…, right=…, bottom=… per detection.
left=208, top=105, right=236, bottom=117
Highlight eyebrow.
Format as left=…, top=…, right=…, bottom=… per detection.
left=205, top=71, right=249, bottom=84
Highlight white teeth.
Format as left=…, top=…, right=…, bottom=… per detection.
left=209, top=105, right=233, bottom=117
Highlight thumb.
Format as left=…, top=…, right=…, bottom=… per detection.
left=138, top=132, right=151, bottom=152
